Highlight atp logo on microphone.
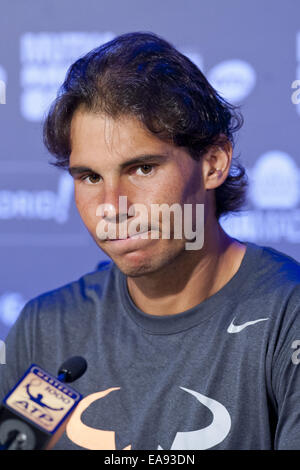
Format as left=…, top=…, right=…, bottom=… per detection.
left=3, top=365, right=81, bottom=434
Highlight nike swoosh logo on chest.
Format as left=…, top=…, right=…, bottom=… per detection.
left=227, top=317, right=269, bottom=333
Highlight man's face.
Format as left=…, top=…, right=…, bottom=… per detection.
left=69, top=110, right=207, bottom=277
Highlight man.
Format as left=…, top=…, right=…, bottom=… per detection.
left=1, top=31, right=300, bottom=450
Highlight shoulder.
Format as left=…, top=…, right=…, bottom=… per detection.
left=231, top=242, right=300, bottom=333
left=243, top=241, right=300, bottom=334
left=19, top=259, right=116, bottom=322
left=245, top=241, right=300, bottom=292
left=259, top=243, right=300, bottom=279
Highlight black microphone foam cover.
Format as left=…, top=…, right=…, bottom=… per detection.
left=57, top=356, right=87, bottom=383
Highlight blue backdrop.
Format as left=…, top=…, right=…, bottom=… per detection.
left=1, top=0, right=300, bottom=339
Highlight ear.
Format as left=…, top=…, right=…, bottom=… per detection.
left=202, top=137, right=233, bottom=190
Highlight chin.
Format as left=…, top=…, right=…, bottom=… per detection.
left=114, top=258, right=159, bottom=278
left=115, top=251, right=184, bottom=278
left=99, top=239, right=186, bottom=277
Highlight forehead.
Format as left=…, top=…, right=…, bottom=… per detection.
left=69, top=110, right=174, bottom=163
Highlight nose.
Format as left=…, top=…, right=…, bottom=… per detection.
left=100, top=180, right=130, bottom=224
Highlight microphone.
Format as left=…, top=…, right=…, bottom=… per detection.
left=0, top=356, right=87, bottom=450
left=57, top=356, right=87, bottom=383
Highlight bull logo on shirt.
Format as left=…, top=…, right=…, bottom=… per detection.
left=66, top=386, right=231, bottom=450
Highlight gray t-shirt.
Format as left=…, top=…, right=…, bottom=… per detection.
left=1, top=241, right=300, bottom=450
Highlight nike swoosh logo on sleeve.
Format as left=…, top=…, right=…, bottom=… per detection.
left=227, top=317, right=269, bottom=333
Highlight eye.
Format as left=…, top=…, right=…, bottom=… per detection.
left=135, top=164, right=155, bottom=176
left=81, top=173, right=101, bottom=184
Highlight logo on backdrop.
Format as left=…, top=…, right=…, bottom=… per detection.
left=0, top=292, right=27, bottom=327
left=20, top=31, right=115, bottom=121
left=0, top=168, right=87, bottom=247
left=207, top=59, right=256, bottom=103
left=249, top=151, right=299, bottom=209
left=220, top=150, right=300, bottom=243
left=0, top=172, right=73, bottom=222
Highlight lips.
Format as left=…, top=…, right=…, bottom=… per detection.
left=104, top=230, right=157, bottom=254
left=109, top=232, right=149, bottom=241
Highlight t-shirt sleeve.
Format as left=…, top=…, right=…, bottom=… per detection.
left=272, top=294, right=300, bottom=449
left=0, top=300, right=34, bottom=402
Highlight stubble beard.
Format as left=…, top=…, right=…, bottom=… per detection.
left=101, top=238, right=188, bottom=279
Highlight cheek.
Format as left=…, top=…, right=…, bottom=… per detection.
left=148, top=173, right=184, bottom=204
left=74, top=188, right=99, bottom=222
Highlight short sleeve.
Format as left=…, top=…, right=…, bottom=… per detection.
left=0, top=300, right=34, bottom=402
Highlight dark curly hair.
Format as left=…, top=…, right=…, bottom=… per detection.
left=43, top=31, right=248, bottom=220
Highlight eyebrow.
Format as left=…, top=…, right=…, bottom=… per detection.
left=68, top=153, right=169, bottom=177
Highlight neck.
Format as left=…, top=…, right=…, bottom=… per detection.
left=126, top=221, right=246, bottom=316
